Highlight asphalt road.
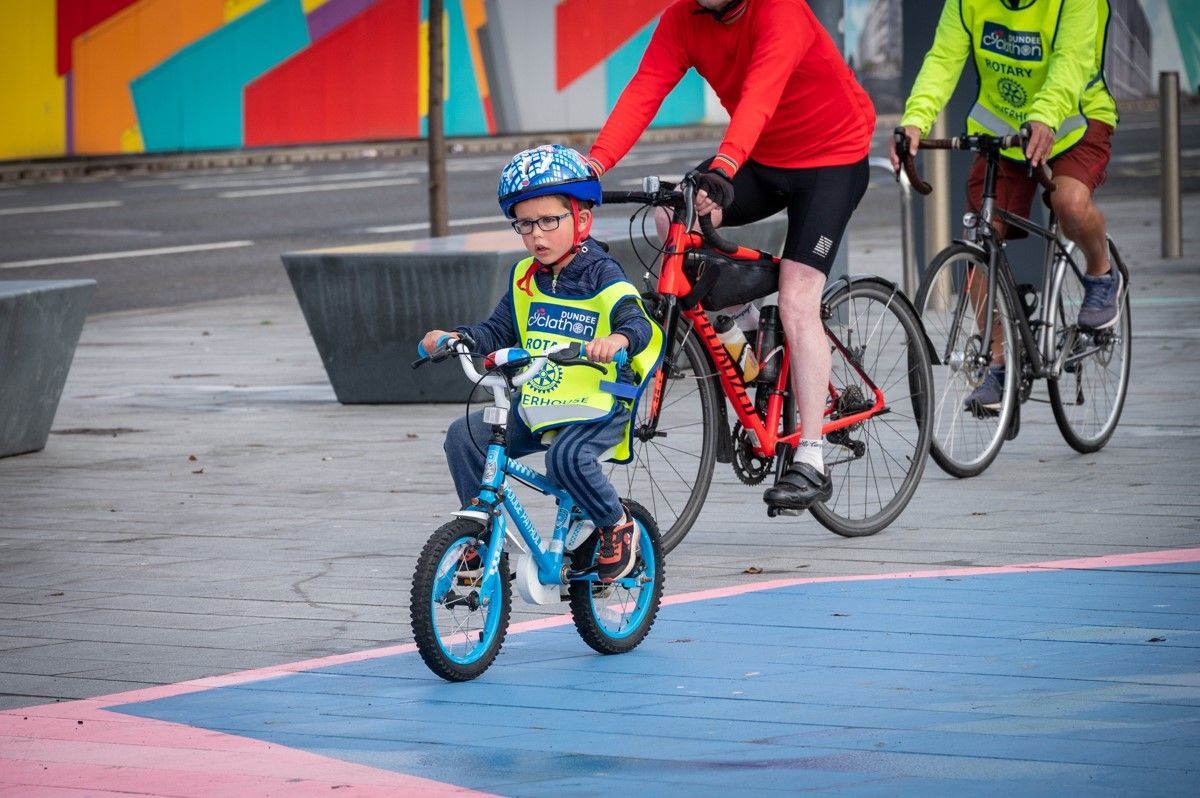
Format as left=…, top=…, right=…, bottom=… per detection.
left=1, top=107, right=1196, bottom=313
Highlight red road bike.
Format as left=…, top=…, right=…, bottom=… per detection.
left=602, top=174, right=934, bottom=552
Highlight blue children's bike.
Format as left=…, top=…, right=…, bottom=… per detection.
left=410, top=335, right=664, bottom=681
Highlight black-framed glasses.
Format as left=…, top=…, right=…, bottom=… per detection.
left=511, top=212, right=571, bottom=235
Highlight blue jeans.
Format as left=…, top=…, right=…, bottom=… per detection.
left=443, top=405, right=630, bottom=528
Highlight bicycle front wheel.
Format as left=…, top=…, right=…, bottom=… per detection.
left=605, top=324, right=719, bottom=555
left=916, top=245, right=1018, bottom=477
left=410, top=519, right=510, bottom=682
left=1048, top=239, right=1132, bottom=452
left=810, top=277, right=933, bottom=536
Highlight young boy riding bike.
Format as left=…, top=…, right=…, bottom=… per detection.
left=421, top=145, right=663, bottom=582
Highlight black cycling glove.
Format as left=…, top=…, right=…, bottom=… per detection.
left=696, top=169, right=735, bottom=210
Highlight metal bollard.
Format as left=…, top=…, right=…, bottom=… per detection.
left=867, top=156, right=917, bottom=297
left=1160, top=71, right=1182, bottom=259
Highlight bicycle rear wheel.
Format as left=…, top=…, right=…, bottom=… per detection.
left=410, top=519, right=510, bottom=682
left=809, top=277, right=933, bottom=536
left=605, top=321, right=719, bottom=555
left=1048, top=239, right=1132, bottom=452
left=569, top=499, right=664, bottom=655
left=916, top=245, right=1018, bottom=477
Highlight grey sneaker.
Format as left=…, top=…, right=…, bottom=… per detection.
left=1077, top=269, right=1122, bottom=330
left=963, top=366, right=1005, bottom=413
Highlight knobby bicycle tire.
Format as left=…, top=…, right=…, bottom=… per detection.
left=917, top=244, right=1019, bottom=478
left=568, top=499, right=664, bottom=654
left=410, top=519, right=511, bottom=682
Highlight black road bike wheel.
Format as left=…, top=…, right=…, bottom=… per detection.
left=916, top=244, right=1019, bottom=478
left=605, top=323, right=719, bottom=554
left=810, top=278, right=934, bottom=536
left=1048, top=238, right=1132, bottom=452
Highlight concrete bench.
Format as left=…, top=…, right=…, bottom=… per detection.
left=283, top=214, right=786, bottom=404
left=0, top=280, right=95, bottom=457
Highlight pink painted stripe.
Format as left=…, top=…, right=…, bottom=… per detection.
left=1, top=704, right=495, bottom=797
left=661, top=547, right=1200, bottom=607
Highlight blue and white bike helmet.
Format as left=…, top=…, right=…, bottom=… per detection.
left=497, top=144, right=602, bottom=219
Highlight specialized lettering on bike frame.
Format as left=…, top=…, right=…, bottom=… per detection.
left=695, top=314, right=757, bottom=417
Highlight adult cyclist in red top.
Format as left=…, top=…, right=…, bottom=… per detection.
left=588, top=0, right=876, bottom=510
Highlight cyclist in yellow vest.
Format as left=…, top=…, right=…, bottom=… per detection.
left=422, top=145, right=664, bottom=582
left=889, top=0, right=1121, bottom=409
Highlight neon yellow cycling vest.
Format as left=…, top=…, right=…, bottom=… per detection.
left=902, top=0, right=1117, bottom=162
left=509, top=257, right=664, bottom=464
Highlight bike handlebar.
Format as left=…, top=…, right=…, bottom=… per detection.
left=601, top=173, right=739, bottom=254
left=414, top=337, right=626, bottom=392
left=895, top=124, right=1056, bottom=196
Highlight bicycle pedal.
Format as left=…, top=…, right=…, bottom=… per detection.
left=766, top=505, right=805, bottom=518
left=965, top=399, right=1000, bottom=419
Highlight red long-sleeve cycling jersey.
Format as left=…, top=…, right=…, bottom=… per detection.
left=589, top=0, right=875, bottom=177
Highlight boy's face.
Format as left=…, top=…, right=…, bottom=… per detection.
left=511, top=195, right=589, bottom=266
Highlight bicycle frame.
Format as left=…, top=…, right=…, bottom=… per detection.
left=650, top=221, right=890, bottom=461
left=468, top=433, right=590, bottom=589
left=954, top=150, right=1089, bottom=384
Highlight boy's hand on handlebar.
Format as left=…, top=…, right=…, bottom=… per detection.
left=889, top=125, right=921, bottom=173
left=1023, top=121, right=1054, bottom=168
left=420, top=329, right=459, bottom=355
left=586, top=334, right=630, bottom=364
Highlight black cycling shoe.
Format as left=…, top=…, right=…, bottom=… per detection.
left=762, top=463, right=832, bottom=510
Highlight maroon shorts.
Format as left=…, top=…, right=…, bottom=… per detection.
left=966, top=119, right=1113, bottom=237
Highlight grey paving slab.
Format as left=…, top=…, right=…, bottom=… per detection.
left=1, top=193, right=1198, bottom=717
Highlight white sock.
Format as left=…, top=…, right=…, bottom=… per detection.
left=794, top=439, right=824, bottom=472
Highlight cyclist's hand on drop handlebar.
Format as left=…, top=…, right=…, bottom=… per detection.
left=586, top=334, right=630, bottom=365
left=695, top=169, right=734, bottom=216
left=889, top=125, right=921, bottom=174
left=1023, top=120, right=1054, bottom=168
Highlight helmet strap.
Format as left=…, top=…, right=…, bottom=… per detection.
left=542, top=197, right=591, bottom=268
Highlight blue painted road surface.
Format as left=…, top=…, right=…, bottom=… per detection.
left=99, top=555, right=1200, bottom=797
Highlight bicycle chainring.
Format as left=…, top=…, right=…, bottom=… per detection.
left=1018, top=360, right=1034, bottom=404
left=732, top=422, right=773, bottom=485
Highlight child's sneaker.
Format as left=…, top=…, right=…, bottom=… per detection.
left=596, top=512, right=638, bottom=583
left=456, top=544, right=483, bottom=581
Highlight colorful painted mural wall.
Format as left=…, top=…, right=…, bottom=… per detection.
left=2, top=0, right=707, bottom=161
left=3, top=0, right=1195, bottom=162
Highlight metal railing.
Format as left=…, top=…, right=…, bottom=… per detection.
left=1160, top=71, right=1182, bottom=259
left=867, top=156, right=918, bottom=297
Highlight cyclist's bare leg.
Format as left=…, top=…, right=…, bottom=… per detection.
left=777, top=258, right=829, bottom=450
left=1050, top=175, right=1110, bottom=275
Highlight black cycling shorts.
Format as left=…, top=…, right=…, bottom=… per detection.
left=699, top=157, right=870, bottom=274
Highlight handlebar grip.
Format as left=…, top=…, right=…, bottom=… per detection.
left=894, top=127, right=932, bottom=196
left=698, top=213, right=739, bottom=254
left=1032, top=164, right=1056, bottom=193
left=612, top=349, right=628, bottom=368
left=416, top=333, right=453, bottom=359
